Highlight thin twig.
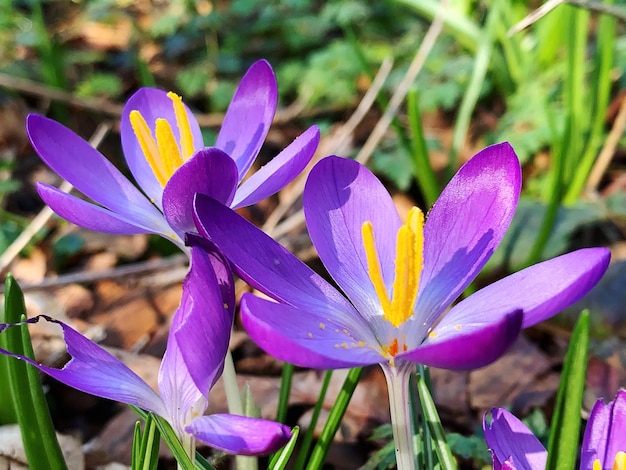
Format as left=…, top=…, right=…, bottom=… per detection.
left=354, top=0, right=445, bottom=166
left=0, top=72, right=345, bottom=127
left=0, top=122, right=112, bottom=273
left=509, top=0, right=626, bottom=36
left=584, top=95, right=626, bottom=196
left=0, top=253, right=188, bottom=293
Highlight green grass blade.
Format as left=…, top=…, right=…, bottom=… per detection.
left=407, top=89, right=439, bottom=206
left=4, top=274, right=67, bottom=470
left=305, top=367, right=363, bottom=470
left=276, top=362, right=294, bottom=423
left=545, top=310, right=590, bottom=470
left=416, top=370, right=456, bottom=469
left=448, top=0, right=502, bottom=172
left=268, top=426, right=300, bottom=470
left=565, top=0, right=616, bottom=203
left=294, top=370, right=333, bottom=469
left=139, top=414, right=160, bottom=470
left=132, top=421, right=142, bottom=469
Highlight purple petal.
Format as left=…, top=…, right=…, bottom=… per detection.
left=483, top=408, right=547, bottom=469
left=0, top=316, right=166, bottom=416
left=187, top=414, right=292, bottom=456
left=121, top=88, right=204, bottom=207
left=216, top=60, right=277, bottom=177
left=417, top=143, right=521, bottom=328
left=193, top=194, right=359, bottom=319
left=232, top=125, right=320, bottom=209
left=27, top=114, right=164, bottom=228
left=398, top=309, right=522, bottom=370
left=37, top=183, right=179, bottom=242
left=162, top=148, right=238, bottom=234
left=581, top=389, right=626, bottom=469
left=174, top=241, right=235, bottom=394
left=241, top=293, right=382, bottom=369
left=158, top=330, right=207, bottom=437
left=442, top=248, right=610, bottom=330
left=303, top=156, right=402, bottom=322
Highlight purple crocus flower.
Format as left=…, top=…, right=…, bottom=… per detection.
left=0, top=241, right=291, bottom=456
left=29, top=60, right=320, bottom=250
left=193, top=143, right=609, bottom=373
left=194, top=143, right=609, bottom=469
left=484, top=389, right=626, bottom=469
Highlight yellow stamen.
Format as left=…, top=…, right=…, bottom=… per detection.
left=129, top=111, right=165, bottom=184
left=614, top=452, right=626, bottom=470
left=362, top=207, right=425, bottom=328
left=362, top=221, right=392, bottom=315
left=155, top=118, right=184, bottom=180
left=167, top=91, right=195, bottom=160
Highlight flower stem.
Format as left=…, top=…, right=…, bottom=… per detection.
left=382, top=361, right=416, bottom=470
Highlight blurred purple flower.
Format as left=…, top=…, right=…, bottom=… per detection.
left=193, top=143, right=610, bottom=373
left=29, top=60, right=320, bottom=250
left=0, top=241, right=291, bottom=456
left=484, top=389, right=626, bottom=469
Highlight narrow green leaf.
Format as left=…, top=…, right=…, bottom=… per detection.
left=416, top=371, right=456, bottom=469
left=276, top=362, right=294, bottom=423
left=305, top=367, right=363, bottom=470
left=139, top=414, right=161, bottom=470
left=407, top=89, right=439, bottom=207
left=268, top=426, right=299, bottom=470
left=294, top=370, right=333, bottom=469
left=546, top=310, right=590, bottom=470
left=4, top=274, right=67, bottom=469
left=132, top=421, right=142, bottom=469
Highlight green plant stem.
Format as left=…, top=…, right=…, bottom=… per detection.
left=382, top=362, right=416, bottom=470
left=294, top=370, right=333, bottom=469
left=305, top=367, right=363, bottom=470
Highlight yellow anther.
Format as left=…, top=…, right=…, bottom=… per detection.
left=155, top=118, right=184, bottom=181
left=319, top=323, right=326, bottom=330
left=362, top=207, right=425, bottom=328
left=130, top=111, right=164, bottom=184
left=362, top=221, right=393, bottom=314
left=167, top=92, right=195, bottom=160
left=614, top=452, right=626, bottom=470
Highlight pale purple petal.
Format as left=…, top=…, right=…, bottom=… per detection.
left=303, top=156, right=401, bottom=322
left=121, top=88, right=204, bottom=207
left=37, top=183, right=165, bottom=235
left=216, top=60, right=277, bottom=177
left=0, top=316, right=166, bottom=416
left=441, top=248, right=610, bottom=330
left=581, top=389, right=626, bottom=470
left=241, top=293, right=382, bottom=369
left=27, top=114, right=163, bottom=228
left=162, top=148, right=238, bottom=234
left=186, top=414, right=291, bottom=456
left=232, top=125, right=320, bottom=209
left=398, top=310, right=522, bottom=370
left=483, top=408, right=547, bottom=469
left=158, top=329, right=207, bottom=437
left=417, top=143, right=521, bottom=328
left=174, top=241, right=235, bottom=394
left=193, top=194, right=360, bottom=320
